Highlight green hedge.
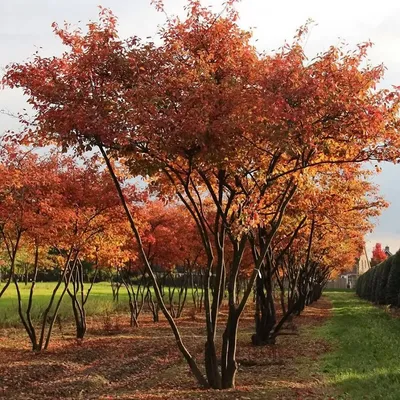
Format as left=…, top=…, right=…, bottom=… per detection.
left=371, top=264, right=380, bottom=302
left=386, top=252, right=400, bottom=306
left=356, top=250, right=400, bottom=307
left=376, top=258, right=392, bottom=304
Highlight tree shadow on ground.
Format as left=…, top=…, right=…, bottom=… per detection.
left=0, top=299, right=333, bottom=399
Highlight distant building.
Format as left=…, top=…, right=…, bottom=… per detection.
left=384, top=246, right=392, bottom=257
left=345, top=247, right=370, bottom=288
left=325, top=246, right=370, bottom=289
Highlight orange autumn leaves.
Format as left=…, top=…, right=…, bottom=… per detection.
left=1, top=0, right=399, bottom=389
left=0, top=144, right=205, bottom=278
left=2, top=1, right=397, bottom=283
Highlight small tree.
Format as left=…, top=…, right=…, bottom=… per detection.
left=4, top=1, right=400, bottom=389
left=371, top=243, right=387, bottom=267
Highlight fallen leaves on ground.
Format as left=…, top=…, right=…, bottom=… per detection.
left=0, top=298, right=332, bottom=400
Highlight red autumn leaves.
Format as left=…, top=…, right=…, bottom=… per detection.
left=1, top=0, right=399, bottom=389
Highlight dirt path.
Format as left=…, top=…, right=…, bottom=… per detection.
left=0, top=298, right=332, bottom=399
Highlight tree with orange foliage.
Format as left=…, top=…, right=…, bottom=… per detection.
left=0, top=145, right=64, bottom=350
left=3, top=1, right=400, bottom=388
left=371, top=243, right=387, bottom=267
left=0, top=148, right=136, bottom=350
left=139, top=201, right=204, bottom=319
left=305, top=166, right=386, bottom=276
left=53, top=158, right=133, bottom=342
left=265, top=164, right=387, bottom=341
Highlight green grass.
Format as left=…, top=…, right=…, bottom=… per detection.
left=319, top=291, right=400, bottom=399
left=0, top=282, right=130, bottom=327
left=0, top=281, right=197, bottom=327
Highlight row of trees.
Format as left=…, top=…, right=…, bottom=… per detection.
left=1, top=0, right=399, bottom=389
left=0, top=145, right=214, bottom=345
left=0, top=146, right=129, bottom=349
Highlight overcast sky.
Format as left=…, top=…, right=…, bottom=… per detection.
left=1, top=0, right=400, bottom=256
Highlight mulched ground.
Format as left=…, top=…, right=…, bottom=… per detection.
left=0, top=298, right=332, bottom=399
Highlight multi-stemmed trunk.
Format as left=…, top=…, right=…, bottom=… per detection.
left=14, top=246, right=79, bottom=351
left=190, top=269, right=204, bottom=313
left=121, top=272, right=146, bottom=327
left=252, top=260, right=277, bottom=345
left=0, top=229, right=22, bottom=298
left=145, top=283, right=161, bottom=322
left=111, top=274, right=122, bottom=302
left=166, top=272, right=189, bottom=318
left=66, top=258, right=98, bottom=341
left=99, top=144, right=291, bottom=389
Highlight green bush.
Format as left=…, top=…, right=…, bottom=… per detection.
left=365, top=267, right=376, bottom=301
left=356, top=274, right=363, bottom=296
left=358, top=266, right=375, bottom=300
left=371, top=263, right=383, bottom=303
left=376, top=258, right=392, bottom=304
left=357, top=270, right=368, bottom=298
left=356, top=252, right=400, bottom=307
left=359, top=271, right=367, bottom=298
left=385, top=251, right=400, bottom=306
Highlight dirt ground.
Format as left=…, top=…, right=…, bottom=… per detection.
left=0, top=298, right=332, bottom=400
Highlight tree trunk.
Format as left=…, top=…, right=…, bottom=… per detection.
left=252, top=260, right=277, bottom=345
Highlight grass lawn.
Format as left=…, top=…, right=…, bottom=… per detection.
left=320, top=291, right=400, bottom=400
left=0, top=281, right=199, bottom=327
left=0, top=282, right=131, bottom=327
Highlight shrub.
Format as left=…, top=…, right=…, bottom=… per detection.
left=365, top=267, right=376, bottom=301
left=371, top=263, right=383, bottom=303
left=385, top=251, right=400, bottom=306
left=357, top=270, right=366, bottom=298
left=376, top=258, right=392, bottom=304
left=356, top=274, right=362, bottom=296
left=362, top=273, right=369, bottom=298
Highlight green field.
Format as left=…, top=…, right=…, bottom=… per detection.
left=320, top=291, right=400, bottom=399
left=0, top=282, right=198, bottom=328
left=0, top=282, right=130, bottom=327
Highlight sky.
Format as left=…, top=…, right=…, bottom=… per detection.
left=1, top=0, right=400, bottom=257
